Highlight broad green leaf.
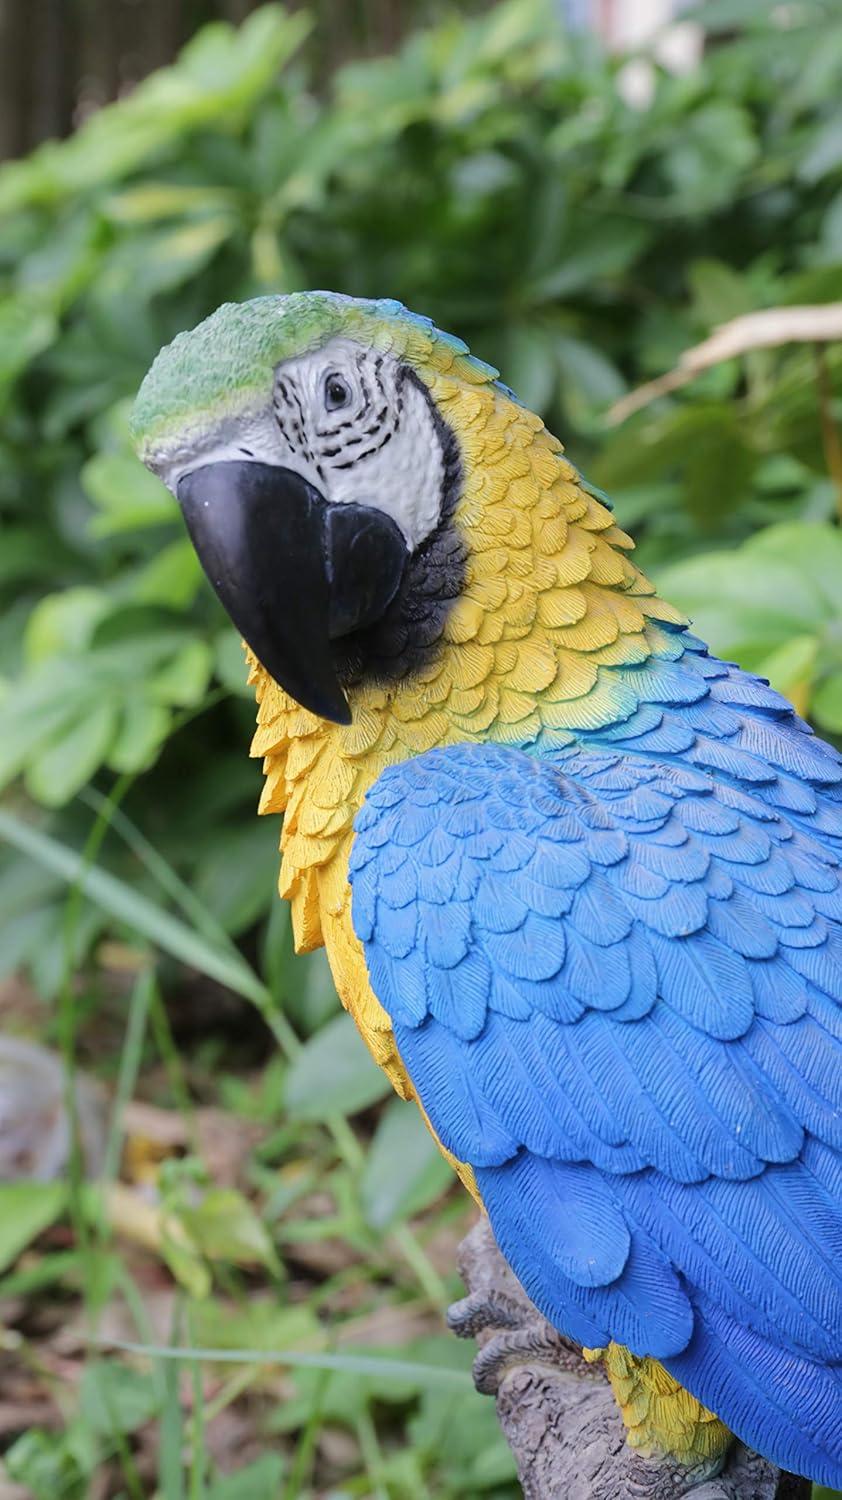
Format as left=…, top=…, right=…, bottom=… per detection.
left=661, top=101, right=757, bottom=210
left=555, top=334, right=626, bottom=416
left=755, top=634, right=819, bottom=714
left=148, top=638, right=213, bottom=707
left=4, top=1427, right=89, bottom=1500
left=25, top=701, right=118, bottom=806
left=82, top=452, right=176, bottom=534
left=799, top=113, right=842, bottom=182
left=812, top=673, right=842, bottom=735
left=108, top=697, right=172, bottom=774
left=214, top=630, right=253, bottom=697
left=502, top=324, right=557, bottom=413
left=285, top=1012, right=391, bottom=1120
left=24, top=588, right=108, bottom=664
left=688, top=257, right=756, bottom=325
left=0, top=688, right=92, bottom=797
left=161, top=1226, right=212, bottom=1300
left=194, top=820, right=278, bottom=935
left=361, top=1097, right=453, bottom=1230
left=0, top=1182, right=66, bottom=1272
left=656, top=549, right=821, bottom=659
left=207, top=1457, right=286, bottom=1499
left=0, top=293, right=56, bottom=391
left=105, top=182, right=239, bottom=224
left=189, top=1297, right=320, bottom=1358
left=80, top=1359, right=160, bottom=1436
left=126, top=539, right=202, bottom=610
left=268, top=928, right=341, bottom=1036
left=528, top=218, right=651, bottom=301
left=177, top=1188, right=281, bottom=1272
left=745, top=522, right=842, bottom=617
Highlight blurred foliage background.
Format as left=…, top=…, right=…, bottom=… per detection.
left=0, top=0, right=841, bottom=1495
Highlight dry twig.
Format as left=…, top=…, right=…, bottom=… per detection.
left=608, top=303, right=842, bottom=426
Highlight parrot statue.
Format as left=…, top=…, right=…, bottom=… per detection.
left=132, top=292, right=842, bottom=1488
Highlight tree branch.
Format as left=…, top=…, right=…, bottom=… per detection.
left=607, top=302, right=842, bottom=426
left=448, top=1216, right=808, bottom=1500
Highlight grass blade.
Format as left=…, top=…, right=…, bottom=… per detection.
left=91, top=1336, right=473, bottom=1389
left=102, top=967, right=155, bottom=1187
left=80, top=786, right=238, bottom=957
left=0, top=808, right=268, bottom=1008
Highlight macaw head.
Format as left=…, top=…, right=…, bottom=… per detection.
left=132, top=291, right=530, bottom=724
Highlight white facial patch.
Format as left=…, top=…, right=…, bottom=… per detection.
left=270, top=338, right=446, bottom=550
left=166, top=339, right=447, bottom=552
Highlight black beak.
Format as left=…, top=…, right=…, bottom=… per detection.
left=177, top=461, right=408, bottom=724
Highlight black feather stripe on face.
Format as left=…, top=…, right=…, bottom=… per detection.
left=330, top=368, right=465, bottom=690
left=269, top=351, right=463, bottom=690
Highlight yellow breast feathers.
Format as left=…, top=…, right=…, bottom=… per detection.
left=247, top=369, right=681, bottom=1090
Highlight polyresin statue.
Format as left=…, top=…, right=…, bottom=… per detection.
left=132, top=293, right=842, bottom=1487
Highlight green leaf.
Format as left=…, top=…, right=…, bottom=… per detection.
left=528, top=218, right=651, bottom=301
left=214, top=630, right=252, bottom=696
left=501, top=324, right=557, bottom=412
left=688, top=258, right=755, bottom=326
left=106, top=182, right=239, bottom=224
left=108, top=697, right=172, bottom=774
left=273, top=938, right=341, bottom=1036
left=82, top=452, right=177, bottom=534
left=0, top=1182, right=66, bottom=1272
left=799, top=113, right=842, bottom=182
left=126, top=539, right=203, bottom=610
left=161, top=1228, right=212, bottom=1301
left=80, top=1359, right=160, bottom=1436
left=755, top=634, right=819, bottom=713
left=194, top=820, right=278, bottom=935
left=207, top=1457, right=286, bottom=1499
left=285, top=1012, right=391, bottom=1121
left=0, top=5, right=311, bottom=212
left=148, top=638, right=213, bottom=707
left=0, top=293, right=56, bottom=392
left=361, top=1097, right=452, bottom=1230
left=25, top=701, right=118, bottom=806
left=189, top=1297, right=320, bottom=1358
left=656, top=547, right=821, bottom=661
left=5, top=1427, right=89, bottom=1500
left=177, top=1188, right=281, bottom=1272
left=24, top=588, right=108, bottom=664
left=555, top=335, right=625, bottom=417
left=812, top=673, right=842, bottom=735
left=745, top=522, right=842, bottom=617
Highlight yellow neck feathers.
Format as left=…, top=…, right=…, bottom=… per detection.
left=247, top=371, right=681, bottom=972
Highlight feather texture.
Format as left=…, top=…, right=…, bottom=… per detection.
left=222, top=299, right=842, bottom=1481
left=351, top=738, right=842, bottom=1485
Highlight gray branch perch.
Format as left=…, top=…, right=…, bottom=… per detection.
left=448, top=1216, right=810, bottom=1500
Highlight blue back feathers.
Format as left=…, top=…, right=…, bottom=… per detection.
left=349, top=646, right=842, bottom=1486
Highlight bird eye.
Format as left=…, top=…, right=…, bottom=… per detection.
left=324, top=372, right=351, bottom=411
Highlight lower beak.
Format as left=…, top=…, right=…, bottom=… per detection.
left=177, top=461, right=408, bottom=724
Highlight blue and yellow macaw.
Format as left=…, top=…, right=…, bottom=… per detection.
left=132, top=293, right=842, bottom=1487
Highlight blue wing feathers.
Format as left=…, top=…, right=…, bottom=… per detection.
left=350, top=655, right=842, bottom=1485
left=476, top=1152, right=695, bottom=1358
left=668, top=1297, right=842, bottom=1474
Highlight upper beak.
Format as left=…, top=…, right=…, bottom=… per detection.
left=176, top=461, right=408, bottom=724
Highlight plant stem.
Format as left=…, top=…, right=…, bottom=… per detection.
left=815, top=342, right=842, bottom=522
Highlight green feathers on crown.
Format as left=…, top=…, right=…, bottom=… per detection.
left=130, top=291, right=509, bottom=462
